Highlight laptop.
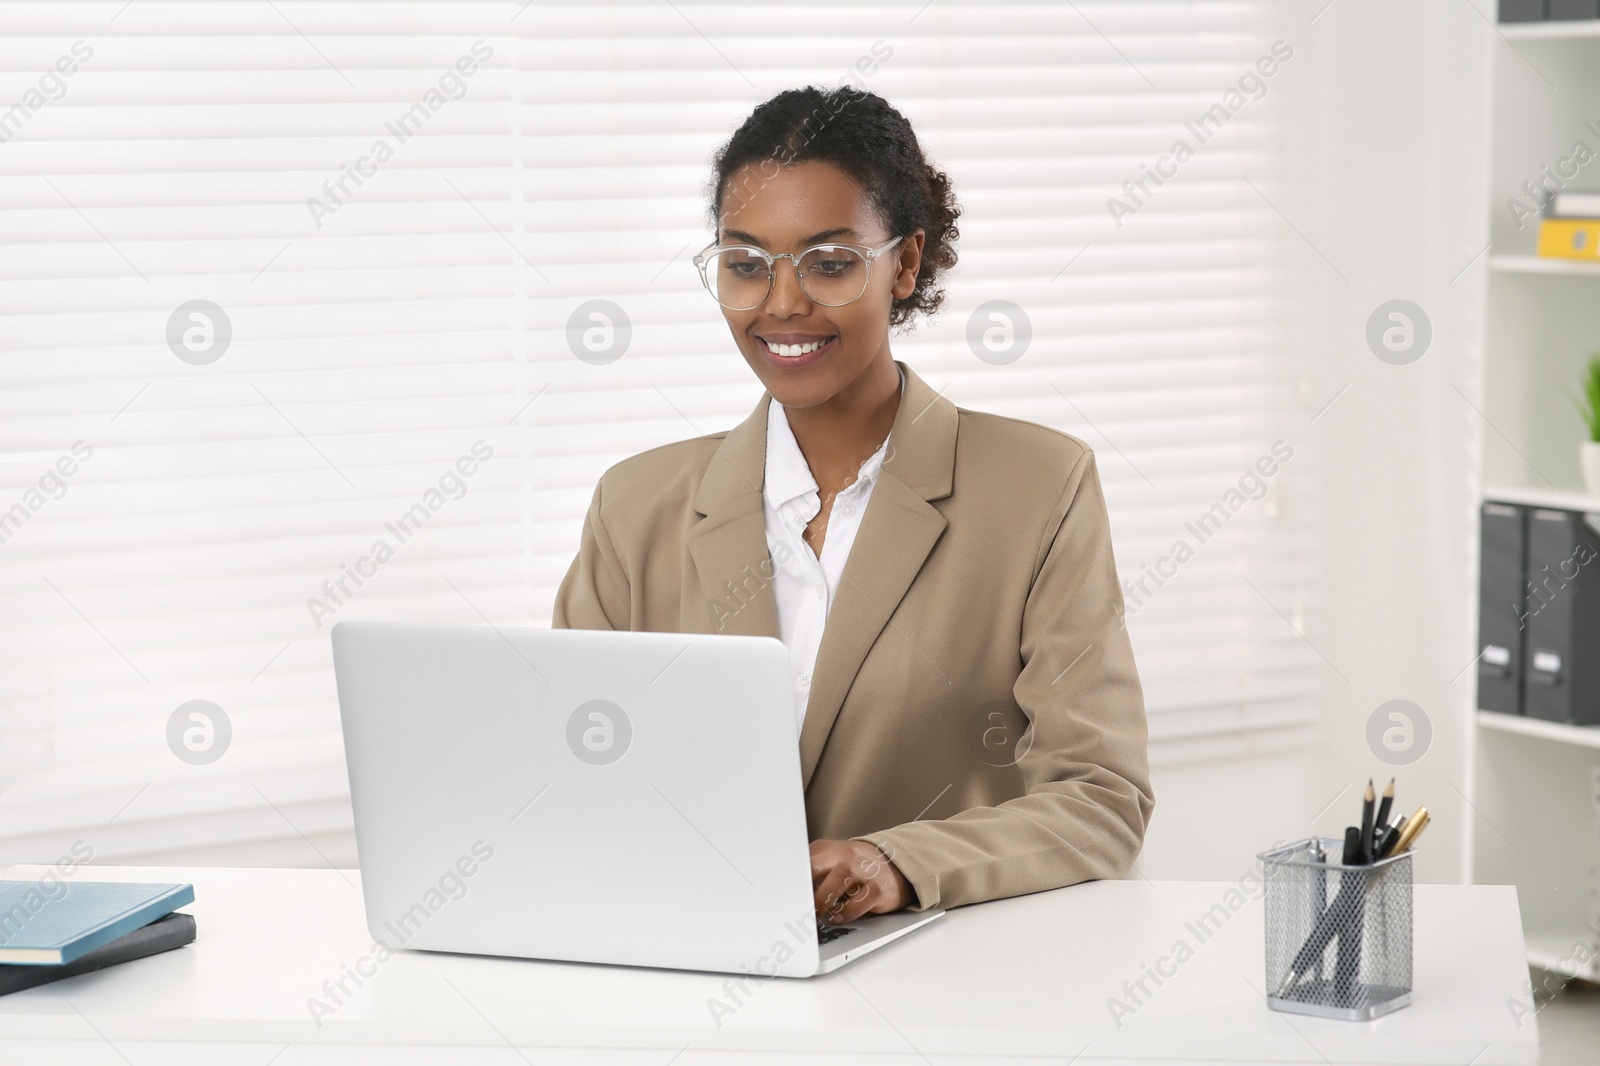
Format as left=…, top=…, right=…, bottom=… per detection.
left=330, top=620, right=944, bottom=977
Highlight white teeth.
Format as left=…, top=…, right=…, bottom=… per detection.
left=766, top=338, right=830, bottom=357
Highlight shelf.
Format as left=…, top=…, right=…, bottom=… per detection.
left=1482, top=484, right=1600, bottom=511
left=1490, top=254, right=1600, bottom=276
left=1478, top=709, right=1600, bottom=749
left=1499, top=20, right=1600, bottom=39
left=1526, top=931, right=1600, bottom=980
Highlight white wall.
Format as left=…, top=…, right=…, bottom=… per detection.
left=1136, top=750, right=1320, bottom=882
left=1139, top=1, right=1494, bottom=884
left=1277, top=0, right=1489, bottom=884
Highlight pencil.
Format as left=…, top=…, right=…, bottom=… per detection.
left=1359, top=779, right=1375, bottom=864
left=1374, top=777, right=1394, bottom=840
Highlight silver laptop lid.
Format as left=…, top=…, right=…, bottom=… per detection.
left=332, top=621, right=822, bottom=977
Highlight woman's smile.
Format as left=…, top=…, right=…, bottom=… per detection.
left=756, top=332, right=839, bottom=369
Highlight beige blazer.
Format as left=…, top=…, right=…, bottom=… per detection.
left=552, top=360, right=1154, bottom=911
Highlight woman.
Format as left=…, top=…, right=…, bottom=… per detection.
left=554, top=86, right=1153, bottom=926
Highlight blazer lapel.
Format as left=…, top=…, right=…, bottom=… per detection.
left=686, top=397, right=780, bottom=639
left=797, top=362, right=957, bottom=790
left=685, top=361, right=960, bottom=791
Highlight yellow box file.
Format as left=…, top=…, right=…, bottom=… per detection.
left=1537, top=218, right=1600, bottom=259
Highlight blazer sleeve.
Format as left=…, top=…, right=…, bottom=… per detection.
left=551, top=477, right=630, bottom=631
left=852, top=447, right=1155, bottom=911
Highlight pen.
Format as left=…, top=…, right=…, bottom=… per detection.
left=1373, top=810, right=1403, bottom=861
left=1334, top=820, right=1365, bottom=997
left=1276, top=829, right=1365, bottom=995
left=1334, top=890, right=1363, bottom=1000
left=1307, top=838, right=1327, bottom=982
left=1390, top=806, right=1430, bottom=854
left=1340, top=825, right=1361, bottom=866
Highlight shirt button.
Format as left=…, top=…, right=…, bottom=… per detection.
left=814, top=585, right=825, bottom=600
left=842, top=505, right=854, bottom=517
left=799, top=672, right=811, bottom=686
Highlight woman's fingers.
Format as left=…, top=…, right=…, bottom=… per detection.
left=813, top=865, right=855, bottom=921
left=812, top=855, right=878, bottom=923
left=809, top=838, right=912, bottom=924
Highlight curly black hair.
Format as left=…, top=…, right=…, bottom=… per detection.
left=705, top=85, right=961, bottom=332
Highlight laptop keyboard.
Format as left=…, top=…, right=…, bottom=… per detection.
left=817, top=920, right=860, bottom=945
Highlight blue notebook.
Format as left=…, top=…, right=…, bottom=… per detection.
left=0, top=881, right=194, bottom=966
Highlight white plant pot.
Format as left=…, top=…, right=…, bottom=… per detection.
left=1583, top=440, right=1600, bottom=500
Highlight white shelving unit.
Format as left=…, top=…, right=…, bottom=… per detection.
left=1471, top=23, right=1600, bottom=978
left=1492, top=253, right=1600, bottom=277
left=1500, top=18, right=1600, bottom=40
left=1479, top=708, right=1600, bottom=751
left=1474, top=484, right=1600, bottom=982
left=1472, top=694, right=1600, bottom=980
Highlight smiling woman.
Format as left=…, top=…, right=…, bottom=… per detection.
left=553, top=85, right=1154, bottom=924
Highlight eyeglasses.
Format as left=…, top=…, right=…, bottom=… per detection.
left=692, top=235, right=904, bottom=311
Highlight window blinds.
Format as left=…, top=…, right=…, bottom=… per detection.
left=0, top=0, right=1311, bottom=865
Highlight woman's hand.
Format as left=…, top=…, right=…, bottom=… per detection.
left=809, top=839, right=913, bottom=924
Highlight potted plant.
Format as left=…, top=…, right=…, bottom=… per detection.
left=1568, top=352, right=1600, bottom=499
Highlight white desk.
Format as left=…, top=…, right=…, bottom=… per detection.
left=0, top=865, right=1537, bottom=1065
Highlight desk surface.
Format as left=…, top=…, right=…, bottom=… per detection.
left=0, top=864, right=1537, bottom=1065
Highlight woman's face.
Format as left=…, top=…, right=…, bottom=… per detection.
left=713, top=160, right=922, bottom=410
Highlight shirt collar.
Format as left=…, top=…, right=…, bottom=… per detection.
left=764, top=365, right=905, bottom=514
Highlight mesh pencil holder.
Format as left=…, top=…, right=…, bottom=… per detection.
left=1258, top=837, right=1413, bottom=1021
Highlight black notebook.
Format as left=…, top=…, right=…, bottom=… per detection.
left=0, top=911, right=196, bottom=997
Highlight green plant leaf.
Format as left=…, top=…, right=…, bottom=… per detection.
left=1580, top=350, right=1600, bottom=441
left=1574, top=352, right=1600, bottom=443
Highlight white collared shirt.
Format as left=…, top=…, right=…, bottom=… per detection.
left=762, top=366, right=905, bottom=733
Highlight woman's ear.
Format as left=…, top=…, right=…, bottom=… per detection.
left=891, top=228, right=926, bottom=300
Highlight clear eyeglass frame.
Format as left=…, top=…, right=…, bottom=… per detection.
left=691, top=234, right=905, bottom=310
